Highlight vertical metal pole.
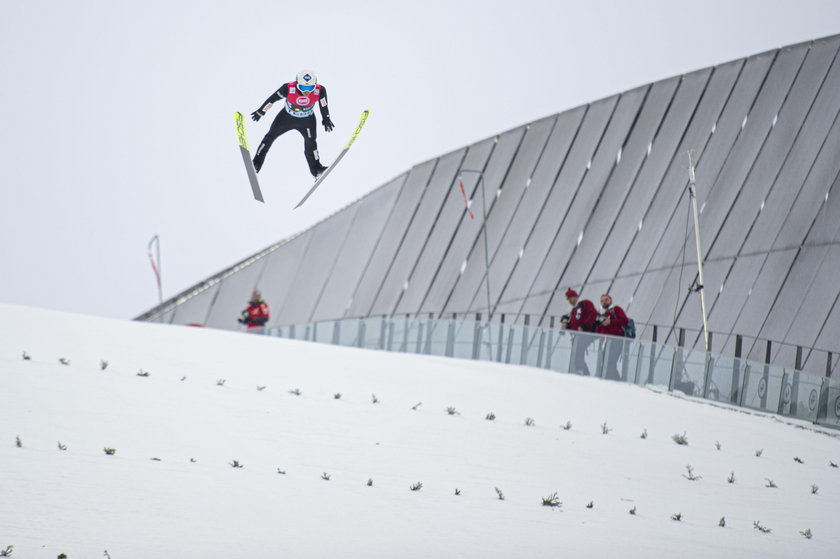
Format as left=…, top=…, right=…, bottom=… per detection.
left=791, top=346, right=803, bottom=415
left=761, top=340, right=771, bottom=409
left=520, top=315, right=530, bottom=365
left=545, top=316, right=555, bottom=369
left=147, top=235, right=163, bottom=321
left=460, top=170, right=495, bottom=344
left=357, top=319, right=366, bottom=348
left=687, top=152, right=710, bottom=352
left=496, top=313, right=505, bottom=362
left=731, top=334, right=743, bottom=403
left=472, top=313, right=482, bottom=360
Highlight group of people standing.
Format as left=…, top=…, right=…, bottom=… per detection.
left=562, top=288, right=630, bottom=381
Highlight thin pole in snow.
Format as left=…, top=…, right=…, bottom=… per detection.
left=687, top=151, right=710, bottom=352
left=458, top=169, right=495, bottom=358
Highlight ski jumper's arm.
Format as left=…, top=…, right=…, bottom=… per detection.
left=317, top=86, right=330, bottom=120
left=255, top=83, right=290, bottom=116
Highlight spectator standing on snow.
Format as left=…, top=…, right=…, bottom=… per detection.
left=238, top=290, right=270, bottom=333
left=595, top=294, right=629, bottom=381
left=562, top=288, right=598, bottom=375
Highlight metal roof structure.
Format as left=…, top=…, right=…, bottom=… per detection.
left=138, top=34, right=840, bottom=375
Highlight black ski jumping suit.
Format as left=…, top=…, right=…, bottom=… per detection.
left=252, top=82, right=332, bottom=176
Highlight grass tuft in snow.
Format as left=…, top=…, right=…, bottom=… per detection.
left=562, top=420, right=572, bottom=431
left=57, top=441, right=67, bottom=451
left=256, top=385, right=266, bottom=391
left=719, top=516, right=726, bottom=527
left=103, top=447, right=116, bottom=456
left=811, top=484, right=819, bottom=495
left=334, top=393, right=342, bottom=400
left=541, top=492, right=561, bottom=508
left=494, top=487, right=505, bottom=501
left=755, top=448, right=763, bottom=457
left=59, top=357, right=70, bottom=366
left=601, top=421, right=612, bottom=434
left=22, top=351, right=30, bottom=361
left=371, top=394, right=379, bottom=404
left=446, top=407, right=460, bottom=416
left=277, top=468, right=286, bottom=475
left=485, top=412, right=496, bottom=421
left=410, top=481, right=422, bottom=491
left=216, top=379, right=226, bottom=386
left=765, top=478, right=778, bottom=488
left=229, top=460, right=243, bottom=469
left=830, top=460, right=838, bottom=468
left=753, top=520, right=771, bottom=534
left=411, top=402, right=422, bottom=410
left=586, top=501, right=594, bottom=509
left=454, top=488, right=461, bottom=496
left=683, top=464, right=702, bottom=481
left=715, top=441, right=722, bottom=450
left=629, top=506, right=637, bottom=515
left=640, top=428, right=648, bottom=439
left=288, top=388, right=301, bottom=396
left=136, top=370, right=150, bottom=377
left=100, top=360, right=109, bottom=370
left=794, top=456, right=803, bottom=464
left=671, top=512, right=682, bottom=522
left=672, top=431, right=688, bottom=445
left=727, top=471, right=736, bottom=484
left=15, top=436, right=22, bottom=448
left=800, top=528, right=813, bottom=539
left=366, top=478, right=373, bottom=487
left=321, top=472, right=331, bottom=481
left=0, top=545, right=12, bottom=557
left=524, top=417, right=535, bottom=427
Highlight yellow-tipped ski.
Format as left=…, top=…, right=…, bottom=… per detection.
left=294, top=109, right=370, bottom=209
left=344, top=109, right=370, bottom=150
left=234, top=112, right=249, bottom=150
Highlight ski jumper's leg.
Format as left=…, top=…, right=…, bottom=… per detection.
left=295, top=116, right=324, bottom=176
left=253, top=112, right=293, bottom=172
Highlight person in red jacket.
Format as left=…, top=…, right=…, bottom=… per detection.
left=238, top=290, right=270, bottom=333
left=595, top=294, right=629, bottom=381
left=563, top=288, right=598, bottom=375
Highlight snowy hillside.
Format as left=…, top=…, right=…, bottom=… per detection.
left=1, top=304, right=839, bottom=558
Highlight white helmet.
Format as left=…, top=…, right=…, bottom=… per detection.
left=296, top=69, right=317, bottom=92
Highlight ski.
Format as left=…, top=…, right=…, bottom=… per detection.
left=294, top=109, right=370, bottom=209
left=234, top=112, right=264, bottom=202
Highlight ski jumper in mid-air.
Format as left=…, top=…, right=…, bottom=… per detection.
left=250, top=69, right=334, bottom=178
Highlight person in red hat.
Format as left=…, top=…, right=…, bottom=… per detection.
left=563, top=288, right=598, bottom=375
left=595, top=294, right=629, bottom=380
left=238, top=289, right=270, bottom=333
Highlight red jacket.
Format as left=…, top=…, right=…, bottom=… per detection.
left=242, top=300, right=270, bottom=329
left=567, top=299, right=598, bottom=332
left=595, top=305, right=629, bottom=337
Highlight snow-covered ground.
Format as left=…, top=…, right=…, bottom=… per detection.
left=1, top=304, right=839, bottom=558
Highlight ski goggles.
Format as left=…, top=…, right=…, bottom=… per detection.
left=298, top=84, right=315, bottom=93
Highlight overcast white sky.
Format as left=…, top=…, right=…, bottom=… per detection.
left=2, top=0, right=839, bottom=320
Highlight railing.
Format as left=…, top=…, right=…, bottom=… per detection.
left=266, top=316, right=840, bottom=431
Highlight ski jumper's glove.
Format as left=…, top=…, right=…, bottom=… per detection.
left=251, top=109, right=265, bottom=122
left=322, top=115, right=334, bottom=132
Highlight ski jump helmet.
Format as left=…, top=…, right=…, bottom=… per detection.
left=296, top=70, right=317, bottom=93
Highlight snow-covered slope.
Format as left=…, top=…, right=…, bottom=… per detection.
left=1, top=304, right=838, bottom=558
